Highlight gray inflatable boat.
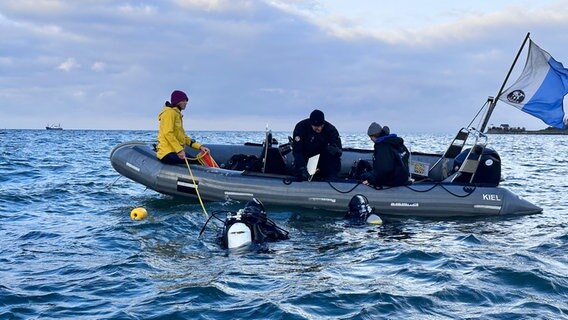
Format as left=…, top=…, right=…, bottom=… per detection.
left=109, top=129, right=542, bottom=217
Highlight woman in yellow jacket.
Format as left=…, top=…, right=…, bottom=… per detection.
left=156, top=90, right=210, bottom=164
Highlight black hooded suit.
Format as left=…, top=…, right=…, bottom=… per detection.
left=292, top=119, right=342, bottom=180
left=361, top=134, right=409, bottom=187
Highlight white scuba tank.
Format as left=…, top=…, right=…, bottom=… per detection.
left=227, top=222, right=252, bottom=249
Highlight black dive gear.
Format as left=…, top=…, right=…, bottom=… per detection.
left=213, top=198, right=289, bottom=249
left=345, top=194, right=382, bottom=225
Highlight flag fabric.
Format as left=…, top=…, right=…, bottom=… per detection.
left=499, top=40, right=568, bottom=129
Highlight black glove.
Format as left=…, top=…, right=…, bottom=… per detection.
left=326, top=144, right=342, bottom=157
left=360, top=172, right=372, bottom=182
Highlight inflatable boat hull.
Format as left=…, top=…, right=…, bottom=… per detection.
left=110, top=141, right=542, bottom=217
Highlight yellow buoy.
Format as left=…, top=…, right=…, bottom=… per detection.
left=130, top=207, right=148, bottom=220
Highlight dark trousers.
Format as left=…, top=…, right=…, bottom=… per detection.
left=314, top=154, right=341, bottom=180
left=159, top=152, right=199, bottom=165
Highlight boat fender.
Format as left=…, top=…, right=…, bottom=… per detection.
left=130, top=207, right=148, bottom=220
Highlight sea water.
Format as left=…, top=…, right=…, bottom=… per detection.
left=0, top=129, right=567, bottom=319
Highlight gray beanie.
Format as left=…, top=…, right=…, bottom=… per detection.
left=367, top=122, right=382, bottom=136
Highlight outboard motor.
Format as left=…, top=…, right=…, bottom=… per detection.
left=452, top=147, right=501, bottom=186
left=221, top=198, right=289, bottom=249
left=345, top=194, right=383, bottom=225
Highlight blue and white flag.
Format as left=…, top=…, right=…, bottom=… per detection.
left=499, top=40, right=568, bottom=129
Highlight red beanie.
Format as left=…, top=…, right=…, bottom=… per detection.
left=171, top=90, right=188, bottom=106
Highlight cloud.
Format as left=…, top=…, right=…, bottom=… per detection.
left=91, top=61, right=105, bottom=72
left=267, top=1, right=568, bottom=46
left=117, top=4, right=156, bottom=15
left=0, top=56, right=15, bottom=67
left=1, top=0, right=66, bottom=14
left=0, top=0, right=567, bottom=132
left=57, top=58, right=79, bottom=72
left=96, top=91, right=116, bottom=99
left=173, top=0, right=254, bottom=12
left=72, top=90, right=85, bottom=98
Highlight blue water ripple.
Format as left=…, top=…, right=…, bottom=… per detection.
left=1, top=130, right=568, bottom=319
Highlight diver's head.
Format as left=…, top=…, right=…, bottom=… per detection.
left=348, top=194, right=372, bottom=217
left=243, top=198, right=266, bottom=218
left=346, top=194, right=382, bottom=225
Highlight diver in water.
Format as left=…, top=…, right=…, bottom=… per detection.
left=345, top=194, right=383, bottom=225
left=344, top=195, right=413, bottom=239
left=217, top=198, right=289, bottom=249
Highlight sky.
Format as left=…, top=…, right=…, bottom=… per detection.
left=1, top=0, right=567, bottom=133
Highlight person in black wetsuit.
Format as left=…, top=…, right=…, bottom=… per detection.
left=292, top=109, right=342, bottom=181
left=219, top=198, right=289, bottom=249
left=361, top=122, right=410, bottom=187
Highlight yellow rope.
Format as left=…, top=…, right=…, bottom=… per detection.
left=184, top=158, right=209, bottom=218
left=186, top=152, right=205, bottom=161
left=189, top=151, right=219, bottom=167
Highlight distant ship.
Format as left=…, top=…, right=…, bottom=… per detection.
left=486, top=124, right=568, bottom=135
left=46, top=123, right=63, bottom=130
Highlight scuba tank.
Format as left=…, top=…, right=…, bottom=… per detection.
left=225, top=212, right=253, bottom=249
left=345, top=194, right=383, bottom=225
left=220, top=198, right=289, bottom=249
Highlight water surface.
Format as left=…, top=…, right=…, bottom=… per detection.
left=0, top=130, right=567, bottom=319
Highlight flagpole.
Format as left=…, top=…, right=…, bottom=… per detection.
left=479, top=32, right=531, bottom=132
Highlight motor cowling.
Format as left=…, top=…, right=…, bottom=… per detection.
left=452, top=147, right=501, bottom=186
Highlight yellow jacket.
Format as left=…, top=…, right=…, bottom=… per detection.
left=156, top=106, right=202, bottom=159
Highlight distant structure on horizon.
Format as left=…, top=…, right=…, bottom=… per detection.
left=46, top=123, right=63, bottom=130
left=486, top=124, right=567, bottom=135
